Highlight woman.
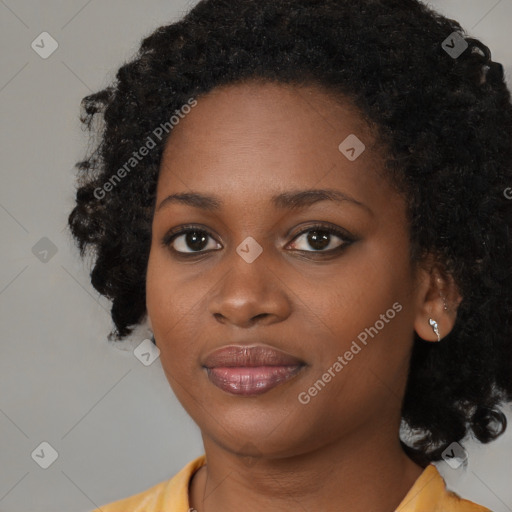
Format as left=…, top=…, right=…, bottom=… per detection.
left=67, top=0, right=512, bottom=510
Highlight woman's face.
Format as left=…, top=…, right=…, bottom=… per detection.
left=146, top=81, right=426, bottom=458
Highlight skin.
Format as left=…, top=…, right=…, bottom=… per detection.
left=145, top=81, right=460, bottom=512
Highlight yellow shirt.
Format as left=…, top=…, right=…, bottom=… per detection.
left=91, top=454, right=492, bottom=512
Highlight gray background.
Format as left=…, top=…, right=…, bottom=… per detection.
left=1, top=1, right=511, bottom=511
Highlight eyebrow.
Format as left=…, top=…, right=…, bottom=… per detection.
left=156, top=188, right=372, bottom=215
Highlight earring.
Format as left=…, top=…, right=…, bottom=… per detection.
left=440, top=293, right=448, bottom=311
left=428, top=318, right=441, bottom=342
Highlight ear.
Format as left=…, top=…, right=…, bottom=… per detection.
left=413, top=257, right=462, bottom=342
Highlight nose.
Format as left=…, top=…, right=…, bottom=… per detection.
left=207, top=253, right=292, bottom=328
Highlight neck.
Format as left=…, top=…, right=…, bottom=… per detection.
left=189, top=422, right=425, bottom=512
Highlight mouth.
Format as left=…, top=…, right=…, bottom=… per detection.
left=202, top=344, right=306, bottom=396
left=204, top=365, right=305, bottom=395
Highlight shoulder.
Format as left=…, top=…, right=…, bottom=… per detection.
left=396, top=463, right=493, bottom=512
left=90, top=454, right=206, bottom=512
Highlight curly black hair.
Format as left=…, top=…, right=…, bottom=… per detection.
left=67, top=0, right=512, bottom=467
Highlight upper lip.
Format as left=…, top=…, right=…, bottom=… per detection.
left=202, top=344, right=305, bottom=368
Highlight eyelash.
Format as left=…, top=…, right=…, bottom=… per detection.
left=161, top=223, right=355, bottom=258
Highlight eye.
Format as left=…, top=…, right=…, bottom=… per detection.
left=162, top=225, right=220, bottom=254
left=287, top=223, right=353, bottom=253
left=161, top=222, right=354, bottom=257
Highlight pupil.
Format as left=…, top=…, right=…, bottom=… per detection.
left=187, top=231, right=208, bottom=251
left=308, top=230, right=329, bottom=250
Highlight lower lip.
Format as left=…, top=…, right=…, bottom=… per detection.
left=205, top=365, right=304, bottom=396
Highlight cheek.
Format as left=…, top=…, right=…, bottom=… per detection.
left=321, top=239, right=410, bottom=325
left=146, top=251, right=196, bottom=363
left=296, top=266, right=413, bottom=427
left=311, top=234, right=415, bottom=375
left=146, top=246, right=199, bottom=325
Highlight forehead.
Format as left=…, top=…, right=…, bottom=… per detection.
left=163, top=80, right=375, bottom=153
left=156, top=80, right=390, bottom=212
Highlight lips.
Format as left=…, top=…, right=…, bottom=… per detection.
left=202, top=345, right=306, bottom=396
left=203, top=345, right=305, bottom=368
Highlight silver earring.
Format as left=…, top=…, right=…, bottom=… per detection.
left=428, top=318, right=441, bottom=342
left=440, top=294, right=448, bottom=311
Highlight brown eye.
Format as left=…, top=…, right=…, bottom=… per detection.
left=162, top=222, right=354, bottom=257
left=288, top=224, right=353, bottom=253
left=163, top=227, right=221, bottom=254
